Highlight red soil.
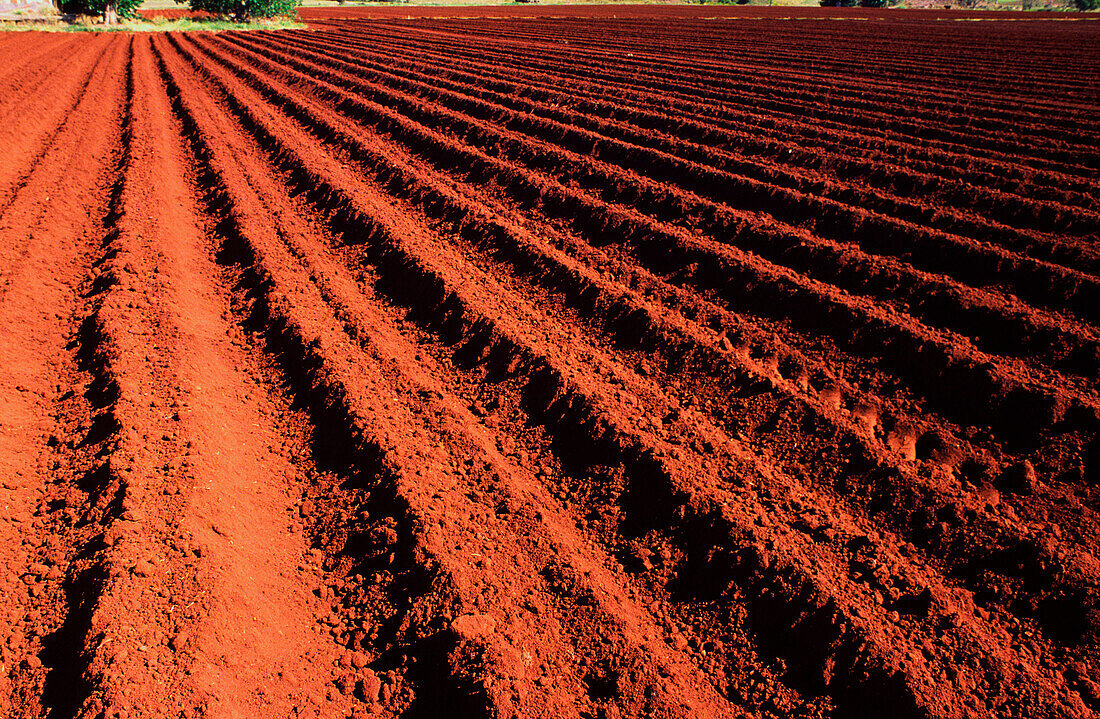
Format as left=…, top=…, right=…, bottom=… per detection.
left=1, top=9, right=1098, bottom=719
left=294, top=2, right=1086, bottom=20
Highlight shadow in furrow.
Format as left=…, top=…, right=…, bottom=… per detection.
left=38, top=36, right=135, bottom=719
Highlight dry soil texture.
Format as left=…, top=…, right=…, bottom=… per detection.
left=1, top=8, right=1099, bottom=719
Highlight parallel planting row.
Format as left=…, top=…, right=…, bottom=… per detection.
left=0, top=11, right=1098, bottom=718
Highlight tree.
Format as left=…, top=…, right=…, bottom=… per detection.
left=1074, top=0, right=1098, bottom=9
left=182, top=0, right=298, bottom=20
left=62, top=0, right=140, bottom=23
left=819, top=0, right=858, bottom=6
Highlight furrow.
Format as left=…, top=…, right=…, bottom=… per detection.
left=220, top=31, right=1100, bottom=388
left=0, top=36, right=118, bottom=274
left=321, top=22, right=1100, bottom=203
left=231, top=30, right=1100, bottom=328
left=186, top=31, right=1098, bottom=453
left=290, top=26, right=1100, bottom=247
left=0, top=33, right=128, bottom=719
left=187, top=28, right=1100, bottom=663
left=347, top=21, right=1100, bottom=201
left=48, top=36, right=367, bottom=719
left=155, top=32, right=744, bottom=718
left=393, top=18, right=1098, bottom=121
left=0, top=34, right=75, bottom=92
left=335, top=21, right=1100, bottom=177
left=0, top=14, right=1096, bottom=718
left=165, top=30, right=1089, bottom=719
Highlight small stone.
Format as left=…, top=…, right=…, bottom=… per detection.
left=976, top=483, right=1000, bottom=508
left=450, top=613, right=496, bottom=639
left=132, top=559, right=154, bottom=578
left=357, top=669, right=382, bottom=702
left=28, top=563, right=50, bottom=578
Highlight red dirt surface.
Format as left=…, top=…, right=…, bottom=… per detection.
left=1, top=9, right=1099, bottom=718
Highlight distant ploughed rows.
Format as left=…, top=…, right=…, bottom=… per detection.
left=0, top=11, right=1098, bottom=719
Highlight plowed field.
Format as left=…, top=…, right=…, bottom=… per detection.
left=1, top=9, right=1099, bottom=719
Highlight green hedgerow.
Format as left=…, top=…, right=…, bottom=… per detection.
left=181, top=0, right=298, bottom=21
left=63, top=0, right=141, bottom=19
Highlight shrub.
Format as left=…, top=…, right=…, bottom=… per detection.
left=819, top=0, right=858, bottom=6
left=63, top=0, right=141, bottom=19
left=182, top=0, right=298, bottom=21
left=1074, top=0, right=1098, bottom=9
